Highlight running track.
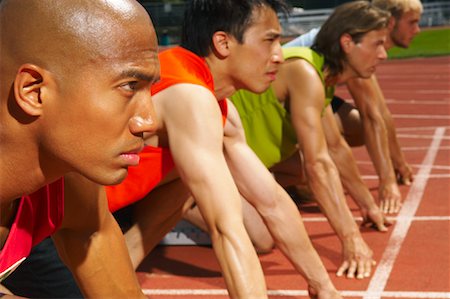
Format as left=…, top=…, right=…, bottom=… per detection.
left=136, top=56, right=450, bottom=299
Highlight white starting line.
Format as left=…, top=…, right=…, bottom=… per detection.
left=142, top=288, right=450, bottom=298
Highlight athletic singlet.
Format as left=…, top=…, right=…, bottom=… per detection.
left=0, top=178, right=64, bottom=282
left=230, top=47, right=334, bottom=168
left=106, top=46, right=228, bottom=212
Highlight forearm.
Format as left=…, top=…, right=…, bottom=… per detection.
left=361, top=112, right=397, bottom=186
left=187, top=176, right=267, bottom=298
left=261, top=184, right=337, bottom=292
left=305, top=159, right=361, bottom=240
left=209, top=221, right=266, bottom=298
left=53, top=215, right=145, bottom=299
left=384, top=111, right=407, bottom=168
left=328, top=141, right=378, bottom=212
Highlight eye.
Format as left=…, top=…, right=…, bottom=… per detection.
left=121, top=81, right=139, bottom=92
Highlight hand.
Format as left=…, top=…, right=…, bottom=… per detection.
left=336, top=234, right=376, bottom=279
left=378, top=182, right=402, bottom=214
left=308, top=285, right=342, bottom=299
left=360, top=205, right=391, bottom=231
left=395, top=163, right=414, bottom=185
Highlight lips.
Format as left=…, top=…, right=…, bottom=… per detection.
left=120, top=144, right=145, bottom=166
left=266, top=71, right=278, bottom=81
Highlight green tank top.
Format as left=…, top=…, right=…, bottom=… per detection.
left=230, top=47, right=334, bottom=168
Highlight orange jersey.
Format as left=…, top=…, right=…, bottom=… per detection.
left=106, top=47, right=227, bottom=212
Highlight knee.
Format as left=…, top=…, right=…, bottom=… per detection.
left=254, top=239, right=275, bottom=254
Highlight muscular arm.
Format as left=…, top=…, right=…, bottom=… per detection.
left=347, top=75, right=409, bottom=214
left=322, top=106, right=387, bottom=230
left=224, top=99, right=340, bottom=298
left=157, top=85, right=267, bottom=298
left=370, top=76, right=413, bottom=185
left=52, top=173, right=145, bottom=299
left=286, top=60, right=375, bottom=279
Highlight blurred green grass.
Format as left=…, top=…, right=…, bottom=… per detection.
left=388, top=27, right=450, bottom=59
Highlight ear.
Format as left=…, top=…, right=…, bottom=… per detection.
left=388, top=16, right=396, bottom=31
left=14, top=64, right=46, bottom=117
left=340, top=33, right=354, bottom=54
left=211, top=31, right=231, bottom=58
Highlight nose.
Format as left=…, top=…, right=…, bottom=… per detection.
left=414, top=24, right=421, bottom=35
left=129, top=91, right=158, bottom=136
left=378, top=45, right=388, bottom=61
left=272, top=43, right=284, bottom=64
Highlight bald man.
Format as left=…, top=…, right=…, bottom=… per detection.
left=0, top=0, right=158, bottom=297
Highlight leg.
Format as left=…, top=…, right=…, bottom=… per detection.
left=270, top=152, right=306, bottom=187
left=332, top=96, right=364, bottom=147
left=183, top=195, right=275, bottom=254
left=125, top=178, right=192, bottom=269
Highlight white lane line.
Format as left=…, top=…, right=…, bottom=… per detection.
left=386, top=99, right=450, bottom=105
left=397, top=134, right=450, bottom=140
left=363, top=127, right=446, bottom=299
left=397, top=125, right=450, bottom=132
left=361, top=174, right=450, bottom=180
left=142, top=289, right=450, bottom=298
left=393, top=114, right=450, bottom=119
left=302, top=216, right=450, bottom=222
left=416, top=90, right=450, bottom=94
left=356, top=161, right=450, bottom=171
left=402, top=146, right=450, bottom=152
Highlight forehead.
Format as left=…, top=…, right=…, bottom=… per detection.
left=243, top=5, right=281, bottom=39
left=74, top=16, right=159, bottom=81
left=399, top=9, right=421, bottom=22
left=360, top=28, right=388, bottom=42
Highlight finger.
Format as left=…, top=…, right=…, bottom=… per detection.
left=356, top=260, right=365, bottom=279
left=336, top=261, right=349, bottom=277
left=346, top=260, right=357, bottom=279
left=384, top=216, right=393, bottom=227
left=380, top=200, right=387, bottom=214
left=394, top=200, right=402, bottom=214
left=376, top=219, right=388, bottom=232
left=403, top=177, right=412, bottom=186
left=364, top=260, right=373, bottom=278
left=388, top=198, right=395, bottom=214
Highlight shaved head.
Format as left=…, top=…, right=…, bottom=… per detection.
left=1, top=0, right=155, bottom=82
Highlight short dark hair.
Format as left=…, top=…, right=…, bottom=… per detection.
left=181, top=0, right=290, bottom=57
left=312, top=1, right=390, bottom=78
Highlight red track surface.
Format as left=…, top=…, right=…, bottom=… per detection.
left=136, top=56, right=450, bottom=298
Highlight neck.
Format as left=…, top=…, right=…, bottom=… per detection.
left=0, top=140, right=61, bottom=203
left=205, top=56, right=236, bottom=100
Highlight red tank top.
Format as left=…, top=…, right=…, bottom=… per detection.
left=106, top=46, right=228, bottom=212
left=0, top=178, right=64, bottom=281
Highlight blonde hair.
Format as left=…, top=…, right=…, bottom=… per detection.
left=372, top=0, right=423, bottom=19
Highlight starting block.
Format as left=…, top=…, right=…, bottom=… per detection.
left=159, top=220, right=211, bottom=245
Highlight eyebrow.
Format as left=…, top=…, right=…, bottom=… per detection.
left=265, top=29, right=282, bottom=38
left=119, top=69, right=159, bottom=83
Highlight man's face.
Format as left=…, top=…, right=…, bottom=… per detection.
left=228, top=5, right=284, bottom=94
left=346, top=28, right=388, bottom=79
left=41, top=18, right=160, bottom=186
left=390, top=10, right=422, bottom=48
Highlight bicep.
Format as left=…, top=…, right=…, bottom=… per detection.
left=286, top=61, right=328, bottom=160
left=159, top=85, right=226, bottom=184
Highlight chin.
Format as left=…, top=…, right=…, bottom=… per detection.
left=250, top=84, right=271, bottom=94
left=90, top=168, right=129, bottom=186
